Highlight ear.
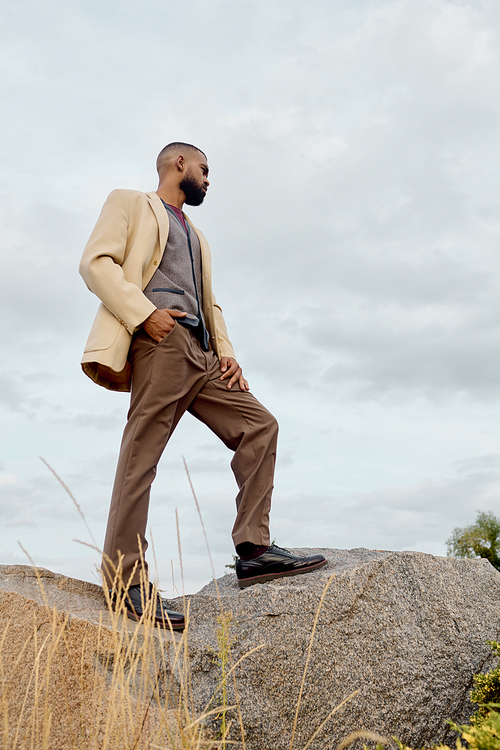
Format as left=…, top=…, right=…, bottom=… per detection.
left=176, top=155, right=185, bottom=171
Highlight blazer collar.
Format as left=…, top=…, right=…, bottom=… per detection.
left=146, top=191, right=169, bottom=252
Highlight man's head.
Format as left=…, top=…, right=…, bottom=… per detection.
left=156, top=142, right=209, bottom=207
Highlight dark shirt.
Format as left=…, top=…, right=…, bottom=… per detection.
left=163, top=202, right=188, bottom=233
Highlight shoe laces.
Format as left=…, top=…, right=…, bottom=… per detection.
left=270, top=543, right=292, bottom=554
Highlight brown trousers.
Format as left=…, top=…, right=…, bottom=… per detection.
left=102, top=323, right=278, bottom=588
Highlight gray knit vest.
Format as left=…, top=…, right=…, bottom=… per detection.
left=143, top=205, right=209, bottom=349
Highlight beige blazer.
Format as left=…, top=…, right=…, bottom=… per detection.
left=79, top=189, right=235, bottom=392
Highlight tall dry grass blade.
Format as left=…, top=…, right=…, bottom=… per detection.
left=173, top=500, right=197, bottom=737
left=11, top=620, right=52, bottom=750
left=301, top=690, right=360, bottom=750
left=39, top=457, right=99, bottom=550
left=207, top=643, right=266, bottom=718
left=43, top=609, right=80, bottom=750
left=71, top=538, right=100, bottom=553
left=183, top=703, right=238, bottom=730
left=175, top=508, right=186, bottom=602
left=0, top=604, right=47, bottom=750
left=149, top=526, right=160, bottom=591
left=223, top=644, right=265, bottom=681
left=182, top=456, right=220, bottom=597
left=170, top=559, right=179, bottom=599
left=18, top=543, right=52, bottom=612
left=182, top=457, right=247, bottom=750
left=336, top=729, right=389, bottom=750
left=290, top=569, right=337, bottom=750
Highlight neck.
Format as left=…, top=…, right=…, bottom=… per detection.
left=156, top=182, right=185, bottom=209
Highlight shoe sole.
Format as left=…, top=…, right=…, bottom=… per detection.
left=237, top=558, right=328, bottom=588
left=126, top=610, right=185, bottom=630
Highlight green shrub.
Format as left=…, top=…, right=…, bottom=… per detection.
left=447, top=511, right=500, bottom=572
left=470, top=642, right=500, bottom=725
left=461, top=709, right=500, bottom=750
left=382, top=712, right=500, bottom=750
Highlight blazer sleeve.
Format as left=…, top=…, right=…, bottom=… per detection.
left=212, top=298, right=236, bottom=360
left=79, top=190, right=156, bottom=334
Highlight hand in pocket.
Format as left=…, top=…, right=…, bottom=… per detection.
left=141, top=309, right=187, bottom=342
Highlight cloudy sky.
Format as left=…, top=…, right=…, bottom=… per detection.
left=1, top=0, right=500, bottom=595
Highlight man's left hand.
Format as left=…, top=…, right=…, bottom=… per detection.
left=220, top=357, right=250, bottom=391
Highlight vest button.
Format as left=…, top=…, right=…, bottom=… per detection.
left=153, top=259, right=158, bottom=265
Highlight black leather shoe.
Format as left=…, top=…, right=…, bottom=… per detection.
left=112, top=582, right=185, bottom=630
left=236, top=544, right=327, bottom=587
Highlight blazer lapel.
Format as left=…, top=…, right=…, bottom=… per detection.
left=185, top=216, right=211, bottom=267
left=146, top=191, right=169, bottom=256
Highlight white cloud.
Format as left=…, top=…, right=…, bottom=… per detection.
left=0, top=474, right=17, bottom=486
left=2, top=0, right=500, bottom=591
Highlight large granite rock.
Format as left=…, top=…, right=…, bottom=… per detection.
left=171, top=548, right=500, bottom=750
left=2, top=550, right=499, bottom=750
left=0, top=565, right=181, bottom=750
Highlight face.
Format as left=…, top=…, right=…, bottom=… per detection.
left=180, top=152, right=210, bottom=206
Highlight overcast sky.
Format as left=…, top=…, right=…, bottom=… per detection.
left=1, top=0, right=500, bottom=595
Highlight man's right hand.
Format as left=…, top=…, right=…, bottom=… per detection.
left=141, top=309, right=187, bottom=342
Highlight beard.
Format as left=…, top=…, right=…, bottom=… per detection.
left=180, top=170, right=206, bottom=206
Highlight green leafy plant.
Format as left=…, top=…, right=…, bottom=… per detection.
left=460, top=708, right=500, bottom=750
left=433, top=712, right=500, bottom=750
left=470, top=642, right=500, bottom=725
left=447, top=511, right=500, bottom=571
left=385, top=643, right=500, bottom=750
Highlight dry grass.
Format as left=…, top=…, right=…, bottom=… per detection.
left=0, top=557, right=246, bottom=750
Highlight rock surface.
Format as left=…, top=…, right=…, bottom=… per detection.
left=0, top=565, right=182, bottom=750
left=173, top=548, right=500, bottom=750
left=1, top=550, right=500, bottom=750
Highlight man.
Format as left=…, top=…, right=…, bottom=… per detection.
left=79, top=142, right=326, bottom=629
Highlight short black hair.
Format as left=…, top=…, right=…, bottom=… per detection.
left=156, top=142, right=207, bottom=172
